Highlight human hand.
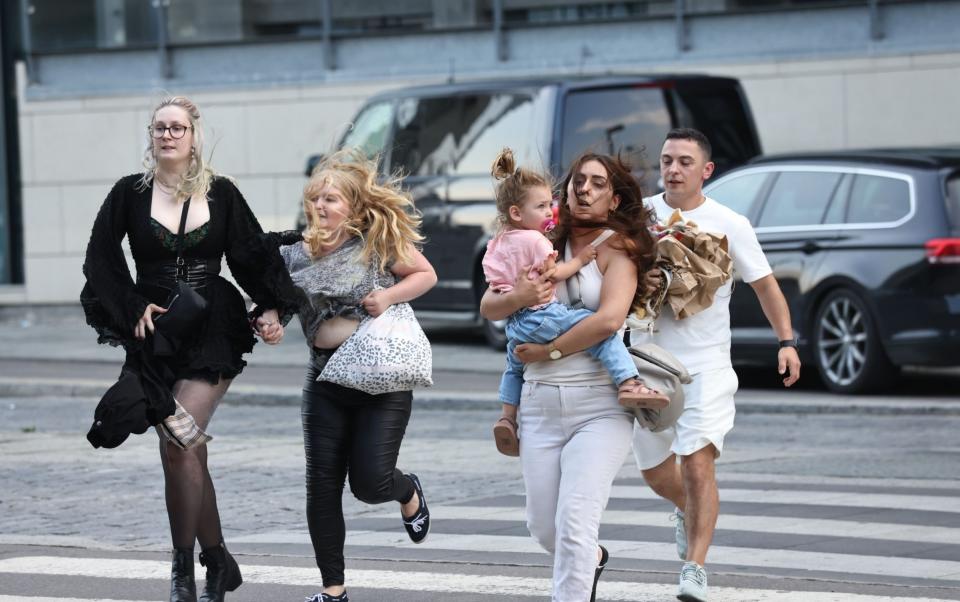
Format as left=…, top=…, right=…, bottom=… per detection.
left=134, top=303, right=167, bottom=340
left=576, top=244, right=598, bottom=265
left=778, top=346, right=801, bottom=387
left=255, top=309, right=284, bottom=345
left=514, top=265, right=555, bottom=307
left=643, top=268, right=663, bottom=296
left=515, top=342, right=549, bottom=363
left=362, top=288, right=393, bottom=318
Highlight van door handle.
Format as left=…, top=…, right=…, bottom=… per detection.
left=801, top=241, right=821, bottom=255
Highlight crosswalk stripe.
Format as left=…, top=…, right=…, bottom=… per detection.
left=229, top=530, right=960, bottom=581
left=0, top=598, right=140, bottom=602
left=362, top=505, right=960, bottom=545
left=609, top=485, right=959, bottom=513
left=713, top=472, right=960, bottom=490
left=0, top=556, right=954, bottom=602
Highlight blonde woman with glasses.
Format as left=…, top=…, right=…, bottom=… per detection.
left=81, top=96, right=295, bottom=602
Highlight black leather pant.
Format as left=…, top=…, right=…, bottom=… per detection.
left=302, top=360, right=415, bottom=587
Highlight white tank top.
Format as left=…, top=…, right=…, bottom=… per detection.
left=524, top=230, right=623, bottom=386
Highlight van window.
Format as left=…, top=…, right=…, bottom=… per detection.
left=846, top=174, right=911, bottom=224
left=822, top=174, right=852, bottom=225
left=672, top=83, right=761, bottom=178
left=705, top=172, right=769, bottom=218
left=340, top=101, right=393, bottom=161
left=390, top=96, right=460, bottom=177
left=454, top=94, right=535, bottom=175
left=947, top=173, right=960, bottom=228
left=757, top=171, right=841, bottom=228
left=560, top=87, right=670, bottom=191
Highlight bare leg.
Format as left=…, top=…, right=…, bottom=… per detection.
left=680, top=445, right=718, bottom=565
left=159, top=377, right=232, bottom=550
left=640, top=454, right=686, bottom=510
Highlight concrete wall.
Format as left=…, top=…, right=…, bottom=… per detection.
left=9, top=2, right=960, bottom=303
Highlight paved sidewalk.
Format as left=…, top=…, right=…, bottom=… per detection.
left=2, top=304, right=959, bottom=415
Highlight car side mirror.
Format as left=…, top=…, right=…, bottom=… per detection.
left=304, top=153, right=324, bottom=177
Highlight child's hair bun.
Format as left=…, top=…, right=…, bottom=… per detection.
left=491, top=148, right=516, bottom=181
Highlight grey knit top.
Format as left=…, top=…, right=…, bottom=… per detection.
left=279, top=237, right=396, bottom=345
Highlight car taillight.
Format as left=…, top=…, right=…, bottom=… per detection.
left=926, top=238, right=960, bottom=264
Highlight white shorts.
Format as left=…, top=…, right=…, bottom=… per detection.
left=632, top=366, right=738, bottom=471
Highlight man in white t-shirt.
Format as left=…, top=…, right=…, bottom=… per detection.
left=631, top=129, right=801, bottom=602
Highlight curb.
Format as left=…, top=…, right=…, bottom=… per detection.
left=3, top=377, right=960, bottom=416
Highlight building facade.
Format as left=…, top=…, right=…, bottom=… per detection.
left=3, top=0, right=960, bottom=304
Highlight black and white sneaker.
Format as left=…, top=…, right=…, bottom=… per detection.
left=401, top=473, right=430, bottom=544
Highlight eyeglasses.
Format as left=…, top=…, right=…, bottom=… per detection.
left=148, top=124, right=193, bottom=139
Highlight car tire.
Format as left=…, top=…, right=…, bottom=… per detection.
left=812, top=288, right=899, bottom=394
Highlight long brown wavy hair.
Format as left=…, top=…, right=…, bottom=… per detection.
left=302, top=149, right=423, bottom=272
left=554, top=152, right=657, bottom=312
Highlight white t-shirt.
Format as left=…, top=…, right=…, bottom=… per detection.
left=638, top=194, right=772, bottom=374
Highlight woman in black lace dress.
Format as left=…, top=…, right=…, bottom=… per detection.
left=80, top=96, right=292, bottom=602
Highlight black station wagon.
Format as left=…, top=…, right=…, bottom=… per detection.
left=704, top=149, right=960, bottom=393
left=301, top=75, right=762, bottom=346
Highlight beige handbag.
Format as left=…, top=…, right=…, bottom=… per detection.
left=626, top=343, right=691, bottom=432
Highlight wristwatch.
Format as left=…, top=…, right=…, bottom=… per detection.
left=548, top=342, right=563, bottom=360
left=778, top=338, right=798, bottom=349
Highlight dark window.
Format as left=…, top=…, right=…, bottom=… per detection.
left=947, top=173, right=960, bottom=228
left=846, top=174, right=911, bottom=224
left=340, top=101, right=394, bottom=162
left=30, top=0, right=159, bottom=52
left=705, top=172, right=769, bottom=217
left=757, top=171, right=841, bottom=228
left=453, top=94, right=535, bottom=176
left=389, top=96, right=459, bottom=177
left=672, top=82, right=761, bottom=178
left=561, top=86, right=670, bottom=193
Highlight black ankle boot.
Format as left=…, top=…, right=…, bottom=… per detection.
left=198, top=542, right=243, bottom=602
left=170, top=547, right=197, bottom=602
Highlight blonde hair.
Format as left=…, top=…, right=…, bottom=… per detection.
left=491, top=148, right=552, bottom=231
left=302, top=149, right=423, bottom=272
left=138, top=95, right=216, bottom=203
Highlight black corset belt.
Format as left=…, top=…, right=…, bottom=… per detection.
left=137, top=258, right=222, bottom=291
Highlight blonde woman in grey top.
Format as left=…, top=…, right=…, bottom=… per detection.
left=480, top=153, right=658, bottom=602
left=258, top=150, right=437, bottom=602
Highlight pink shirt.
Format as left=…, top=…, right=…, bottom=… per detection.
left=482, top=229, right=558, bottom=306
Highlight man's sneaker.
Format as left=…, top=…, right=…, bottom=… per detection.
left=402, top=473, right=430, bottom=544
left=670, top=509, right=687, bottom=560
left=677, top=561, right=708, bottom=602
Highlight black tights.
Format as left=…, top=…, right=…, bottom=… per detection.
left=302, top=364, right=415, bottom=587
left=158, top=377, right=231, bottom=550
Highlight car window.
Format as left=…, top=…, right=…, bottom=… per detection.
left=846, top=174, right=911, bottom=224
left=822, top=174, right=852, bottom=225
left=454, top=94, right=535, bottom=175
left=757, top=171, right=842, bottom=228
left=560, top=87, right=670, bottom=192
left=340, top=101, right=393, bottom=160
left=948, top=173, right=960, bottom=228
left=705, top=172, right=769, bottom=217
left=390, top=96, right=460, bottom=177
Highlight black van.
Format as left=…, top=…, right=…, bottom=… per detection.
left=302, top=75, right=762, bottom=346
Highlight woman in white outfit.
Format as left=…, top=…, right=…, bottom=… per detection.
left=480, top=153, right=657, bottom=601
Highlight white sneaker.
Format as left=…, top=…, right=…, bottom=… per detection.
left=677, top=561, right=707, bottom=602
left=670, top=509, right=687, bottom=560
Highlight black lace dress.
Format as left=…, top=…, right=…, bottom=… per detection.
left=81, top=173, right=295, bottom=388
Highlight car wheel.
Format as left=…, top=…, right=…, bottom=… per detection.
left=812, top=289, right=898, bottom=394
left=482, top=316, right=508, bottom=350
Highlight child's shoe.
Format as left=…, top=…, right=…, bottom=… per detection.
left=618, top=379, right=670, bottom=409
left=492, top=416, right=520, bottom=456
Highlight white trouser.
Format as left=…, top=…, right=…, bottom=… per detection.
left=519, top=381, right=634, bottom=602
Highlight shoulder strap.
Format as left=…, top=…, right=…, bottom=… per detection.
left=174, top=198, right=192, bottom=277
left=590, top=229, right=616, bottom=248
